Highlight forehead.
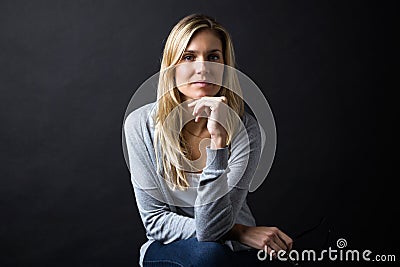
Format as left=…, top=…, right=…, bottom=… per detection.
left=186, top=29, right=223, bottom=51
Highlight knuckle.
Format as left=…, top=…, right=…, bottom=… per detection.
left=266, top=231, right=274, bottom=238
left=263, top=237, right=271, bottom=244
left=270, top=226, right=279, bottom=232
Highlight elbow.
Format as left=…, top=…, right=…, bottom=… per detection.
left=196, top=231, right=216, bottom=242
left=195, top=216, right=234, bottom=242
left=194, top=200, right=234, bottom=242
left=143, top=213, right=168, bottom=242
left=196, top=231, right=220, bottom=242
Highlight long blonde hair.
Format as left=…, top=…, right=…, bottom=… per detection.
left=154, top=14, right=244, bottom=190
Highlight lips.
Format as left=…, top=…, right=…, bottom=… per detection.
left=191, top=81, right=212, bottom=87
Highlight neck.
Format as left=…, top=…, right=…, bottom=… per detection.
left=183, top=118, right=209, bottom=138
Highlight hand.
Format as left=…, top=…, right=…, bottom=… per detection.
left=187, top=96, right=228, bottom=138
left=238, top=225, right=293, bottom=257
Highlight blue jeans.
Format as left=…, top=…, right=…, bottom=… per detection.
left=143, top=237, right=269, bottom=267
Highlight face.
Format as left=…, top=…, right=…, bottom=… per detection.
left=175, top=29, right=225, bottom=101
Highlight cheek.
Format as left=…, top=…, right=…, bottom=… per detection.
left=175, top=68, right=190, bottom=96
left=175, top=65, right=192, bottom=86
left=210, top=65, right=224, bottom=85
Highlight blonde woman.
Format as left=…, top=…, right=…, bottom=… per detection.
left=124, top=14, right=293, bottom=267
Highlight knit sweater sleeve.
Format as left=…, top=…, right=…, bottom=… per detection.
left=124, top=108, right=196, bottom=243
left=194, top=113, right=262, bottom=242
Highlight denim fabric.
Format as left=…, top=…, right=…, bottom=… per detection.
left=143, top=237, right=270, bottom=267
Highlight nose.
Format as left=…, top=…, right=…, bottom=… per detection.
left=195, top=60, right=208, bottom=75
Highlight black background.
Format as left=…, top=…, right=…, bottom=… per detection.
left=0, top=1, right=396, bottom=266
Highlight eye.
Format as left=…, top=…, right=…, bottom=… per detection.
left=182, top=54, right=194, bottom=61
left=208, top=54, right=220, bottom=61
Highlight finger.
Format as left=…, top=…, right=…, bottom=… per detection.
left=204, top=107, right=211, bottom=117
left=194, top=109, right=210, bottom=122
left=265, top=244, right=276, bottom=258
left=189, top=96, right=224, bottom=105
left=266, top=239, right=283, bottom=254
left=277, top=231, right=294, bottom=251
left=264, top=245, right=271, bottom=255
left=203, top=96, right=225, bottom=102
left=193, top=101, right=211, bottom=116
left=192, top=100, right=203, bottom=115
left=194, top=112, right=209, bottom=122
left=272, top=233, right=288, bottom=251
left=187, top=101, right=197, bottom=107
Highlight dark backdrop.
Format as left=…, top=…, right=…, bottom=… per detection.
left=0, top=1, right=396, bottom=266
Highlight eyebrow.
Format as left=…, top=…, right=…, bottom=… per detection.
left=184, top=49, right=222, bottom=53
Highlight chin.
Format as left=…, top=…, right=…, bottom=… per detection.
left=178, top=87, right=220, bottom=100
left=195, top=88, right=220, bottom=97
left=194, top=93, right=218, bottom=99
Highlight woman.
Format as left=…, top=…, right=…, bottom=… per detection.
left=124, top=14, right=293, bottom=267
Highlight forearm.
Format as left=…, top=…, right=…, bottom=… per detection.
left=195, top=114, right=262, bottom=242
left=222, top=223, right=248, bottom=242
left=195, top=146, right=232, bottom=241
left=134, top=187, right=196, bottom=242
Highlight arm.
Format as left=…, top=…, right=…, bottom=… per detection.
left=196, top=121, right=293, bottom=253
left=194, top=114, right=262, bottom=241
left=124, top=110, right=196, bottom=243
left=132, top=187, right=196, bottom=243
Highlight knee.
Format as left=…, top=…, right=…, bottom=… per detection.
left=190, top=241, right=232, bottom=266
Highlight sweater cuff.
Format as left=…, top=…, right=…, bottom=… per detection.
left=205, top=146, right=229, bottom=171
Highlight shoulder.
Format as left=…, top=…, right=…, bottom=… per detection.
left=123, top=102, right=157, bottom=139
left=123, top=102, right=157, bottom=136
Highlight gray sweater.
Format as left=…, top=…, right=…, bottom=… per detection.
left=123, top=102, right=262, bottom=266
